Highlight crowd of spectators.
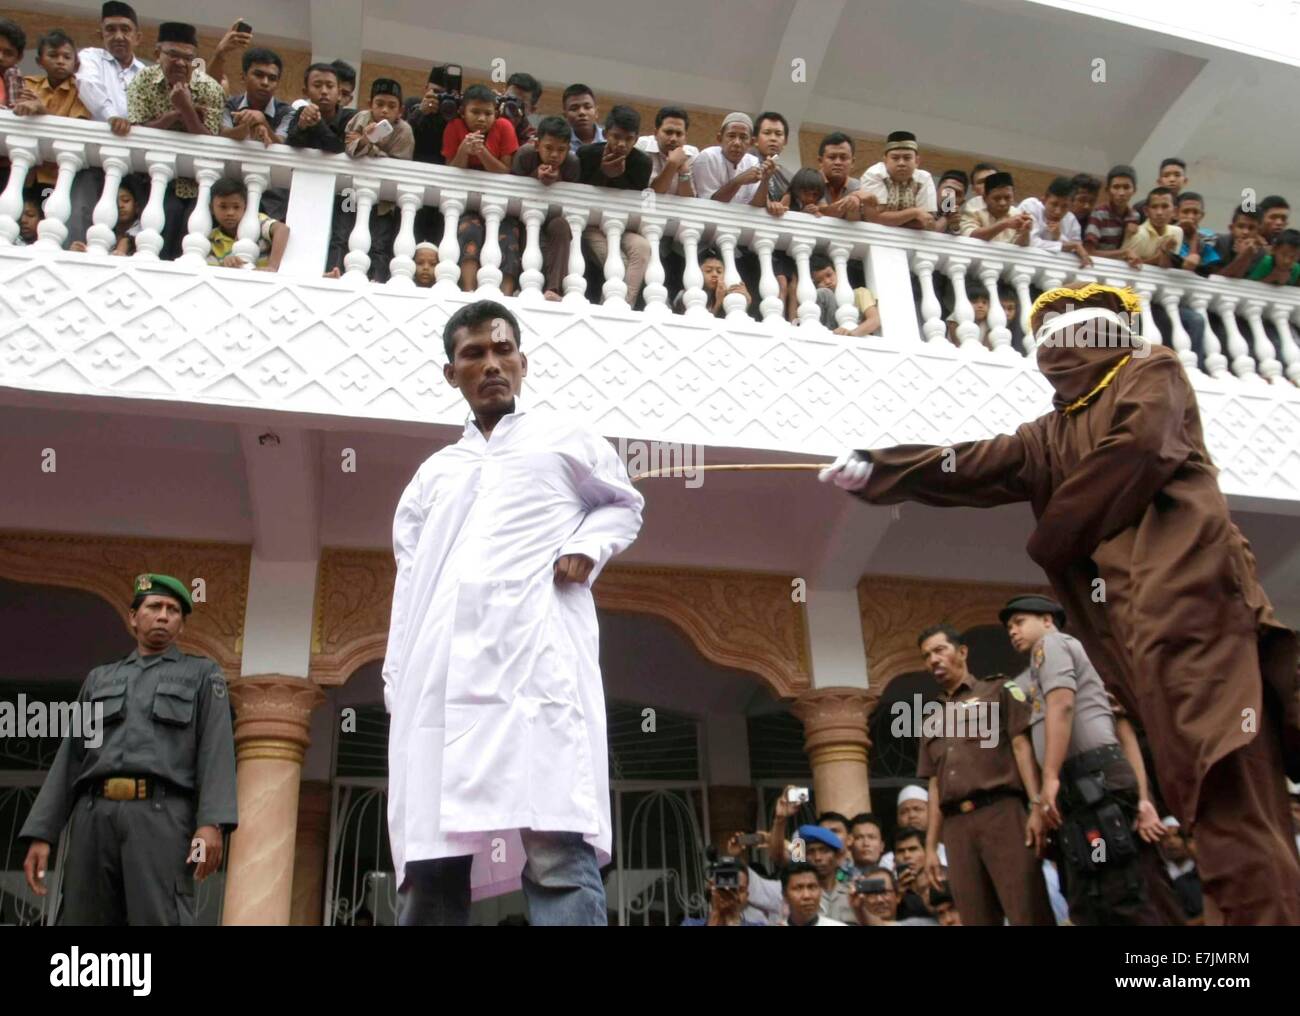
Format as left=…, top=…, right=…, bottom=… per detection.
left=1, top=5, right=1296, bottom=349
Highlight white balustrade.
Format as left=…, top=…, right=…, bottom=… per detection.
left=911, top=252, right=945, bottom=344
left=1159, top=286, right=1195, bottom=372
left=1010, top=265, right=1035, bottom=355
left=476, top=195, right=507, bottom=296
left=1268, top=305, right=1300, bottom=385
left=435, top=189, right=467, bottom=293
left=791, top=239, right=820, bottom=327
left=85, top=147, right=131, bottom=255
left=678, top=220, right=708, bottom=319
left=179, top=158, right=225, bottom=265
left=1133, top=282, right=1162, bottom=346
left=0, top=136, right=40, bottom=244
left=945, top=256, right=979, bottom=349
left=752, top=231, right=785, bottom=325
left=387, top=185, right=424, bottom=287
left=1187, top=291, right=1227, bottom=378
left=1242, top=300, right=1282, bottom=382
left=343, top=177, right=378, bottom=281
left=35, top=142, right=86, bottom=250
left=133, top=151, right=176, bottom=260
left=714, top=227, right=749, bottom=322
left=1213, top=295, right=1260, bottom=382
left=518, top=199, right=548, bottom=301
left=562, top=206, right=589, bottom=304
left=829, top=243, right=859, bottom=331
left=978, top=260, right=1012, bottom=355
left=640, top=216, right=669, bottom=315
left=233, top=162, right=271, bottom=266
left=598, top=212, right=629, bottom=309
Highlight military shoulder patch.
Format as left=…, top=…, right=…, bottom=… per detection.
left=1033, top=643, right=1046, bottom=668
left=211, top=679, right=227, bottom=699
left=1004, top=680, right=1027, bottom=703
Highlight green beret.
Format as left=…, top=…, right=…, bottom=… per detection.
left=998, top=594, right=1065, bottom=629
left=132, top=573, right=192, bottom=615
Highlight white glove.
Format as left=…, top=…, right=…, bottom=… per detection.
left=818, top=450, right=873, bottom=491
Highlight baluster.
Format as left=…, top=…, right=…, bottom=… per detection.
left=1032, top=267, right=1067, bottom=359
left=434, top=189, right=466, bottom=293
left=714, top=226, right=749, bottom=322
left=518, top=199, right=548, bottom=301
left=133, top=151, right=177, bottom=260
left=1186, top=291, right=1226, bottom=378
left=0, top=137, right=40, bottom=244
left=1269, top=304, right=1300, bottom=384
left=910, top=252, right=945, bottom=343
left=640, top=216, right=669, bottom=315
left=343, top=177, right=379, bottom=281
left=1133, top=282, right=1162, bottom=347
left=1157, top=286, right=1195, bottom=372
left=232, top=162, right=270, bottom=266
left=476, top=195, right=507, bottom=296
left=752, top=231, right=784, bottom=325
left=1010, top=265, right=1034, bottom=355
left=387, top=185, right=423, bottom=287
left=978, top=260, right=1011, bottom=354
left=598, top=212, right=630, bottom=308
left=829, top=243, right=859, bottom=331
left=179, top=158, right=224, bottom=265
left=791, top=239, right=820, bottom=327
left=1212, top=295, right=1259, bottom=382
left=1242, top=300, right=1282, bottom=381
left=562, top=206, right=589, bottom=304
left=84, top=147, right=131, bottom=254
left=945, top=256, right=979, bottom=349
left=678, top=220, right=708, bottom=319
left=35, top=141, right=86, bottom=250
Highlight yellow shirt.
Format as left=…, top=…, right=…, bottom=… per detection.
left=1122, top=220, right=1184, bottom=262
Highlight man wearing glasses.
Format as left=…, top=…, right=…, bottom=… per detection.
left=121, top=22, right=225, bottom=259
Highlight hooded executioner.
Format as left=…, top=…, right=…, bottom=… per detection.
left=821, top=283, right=1300, bottom=924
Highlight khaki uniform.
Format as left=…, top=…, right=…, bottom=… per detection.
left=20, top=645, right=237, bottom=925
left=919, top=674, right=1054, bottom=926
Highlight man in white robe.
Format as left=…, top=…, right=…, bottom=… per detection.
left=385, top=299, right=644, bottom=925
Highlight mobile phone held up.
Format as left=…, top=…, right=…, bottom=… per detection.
left=365, top=118, right=395, bottom=143
left=235, top=20, right=252, bottom=33
left=785, top=786, right=809, bottom=805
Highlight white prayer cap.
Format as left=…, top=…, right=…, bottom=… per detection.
left=1161, top=815, right=1181, bottom=829
left=720, top=111, right=754, bottom=134
left=897, top=785, right=929, bottom=806
left=414, top=241, right=438, bottom=253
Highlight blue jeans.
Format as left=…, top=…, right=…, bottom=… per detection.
left=398, top=830, right=606, bottom=926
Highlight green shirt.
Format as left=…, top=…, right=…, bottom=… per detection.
left=1246, top=253, right=1300, bottom=284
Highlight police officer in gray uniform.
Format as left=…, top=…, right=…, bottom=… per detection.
left=1001, top=593, right=1179, bottom=925
left=20, top=573, right=238, bottom=925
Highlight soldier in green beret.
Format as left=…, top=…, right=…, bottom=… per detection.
left=19, top=573, right=238, bottom=924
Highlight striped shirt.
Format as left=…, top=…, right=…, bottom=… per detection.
left=1084, top=202, right=1139, bottom=251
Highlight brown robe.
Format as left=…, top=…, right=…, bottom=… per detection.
left=856, top=343, right=1299, bottom=830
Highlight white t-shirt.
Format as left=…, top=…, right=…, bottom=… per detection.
left=691, top=146, right=761, bottom=204
left=1020, top=196, right=1082, bottom=252
left=635, top=135, right=700, bottom=179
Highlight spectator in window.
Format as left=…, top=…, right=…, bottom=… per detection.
left=797, top=824, right=859, bottom=924
left=809, top=253, right=881, bottom=335
left=964, top=162, right=999, bottom=215
left=1068, top=173, right=1100, bottom=236
left=577, top=105, right=653, bottom=306
left=847, top=814, right=885, bottom=875
left=816, top=132, right=867, bottom=220
left=637, top=105, right=698, bottom=198
left=960, top=171, right=1030, bottom=245
left=340, top=78, right=415, bottom=283
left=1206, top=205, right=1264, bottom=279
left=781, top=862, right=848, bottom=927
left=511, top=115, right=581, bottom=300
left=562, top=83, right=602, bottom=153
left=125, top=22, right=226, bottom=261
left=70, top=176, right=143, bottom=255
left=75, top=3, right=144, bottom=124
left=1083, top=165, right=1142, bottom=267
left=16, top=191, right=42, bottom=246
left=1134, top=157, right=1188, bottom=221
left=847, top=866, right=901, bottom=926
left=221, top=47, right=290, bottom=146
left=679, top=863, right=763, bottom=926
left=1020, top=176, right=1091, bottom=266
left=1245, top=228, right=1300, bottom=286
left=672, top=247, right=751, bottom=317
left=330, top=59, right=356, bottom=109
left=0, top=18, right=23, bottom=109
left=1171, top=192, right=1221, bottom=275
left=413, top=242, right=439, bottom=288
left=205, top=177, right=289, bottom=271
left=285, top=63, right=350, bottom=152
left=1257, top=195, right=1290, bottom=246
left=13, top=28, right=92, bottom=201
left=859, top=130, right=937, bottom=230
left=933, top=170, right=968, bottom=235
left=693, top=113, right=765, bottom=205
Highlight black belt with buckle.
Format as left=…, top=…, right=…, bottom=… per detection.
left=1061, top=743, right=1126, bottom=784
left=87, top=777, right=190, bottom=801
left=940, top=787, right=1027, bottom=818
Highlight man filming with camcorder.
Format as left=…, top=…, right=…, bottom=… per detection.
left=406, top=62, right=461, bottom=164
left=679, top=848, right=762, bottom=926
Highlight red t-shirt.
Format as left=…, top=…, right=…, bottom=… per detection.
left=442, top=116, right=520, bottom=169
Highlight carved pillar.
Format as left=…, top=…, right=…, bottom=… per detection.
left=706, top=785, right=758, bottom=849
left=222, top=675, right=326, bottom=925
left=290, top=779, right=333, bottom=926
left=790, top=688, right=872, bottom=816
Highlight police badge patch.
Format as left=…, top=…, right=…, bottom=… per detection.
left=212, top=678, right=227, bottom=699
left=1033, top=643, right=1046, bottom=668
left=1004, top=680, right=1026, bottom=703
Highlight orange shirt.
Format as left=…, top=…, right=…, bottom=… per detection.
left=23, top=75, right=91, bottom=185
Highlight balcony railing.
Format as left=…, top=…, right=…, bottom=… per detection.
left=2, top=113, right=1299, bottom=505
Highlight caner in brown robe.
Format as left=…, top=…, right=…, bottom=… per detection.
left=851, top=286, right=1300, bottom=924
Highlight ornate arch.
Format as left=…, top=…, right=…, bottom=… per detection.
left=308, top=549, right=811, bottom=699
left=857, top=573, right=1051, bottom=717
left=0, top=530, right=250, bottom=675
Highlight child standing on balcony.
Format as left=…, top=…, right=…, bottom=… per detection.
left=11, top=28, right=91, bottom=211
left=205, top=177, right=290, bottom=272
left=16, top=191, right=42, bottom=245
left=336, top=78, right=414, bottom=283
left=69, top=176, right=144, bottom=255
left=413, top=242, right=439, bottom=288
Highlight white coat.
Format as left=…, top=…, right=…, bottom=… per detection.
left=383, top=402, right=644, bottom=899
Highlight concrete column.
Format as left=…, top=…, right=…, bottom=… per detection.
left=290, top=779, right=333, bottom=926
left=222, top=675, right=326, bottom=925
left=790, top=688, right=872, bottom=816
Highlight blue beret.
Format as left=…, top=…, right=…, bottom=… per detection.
left=797, top=824, right=843, bottom=852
